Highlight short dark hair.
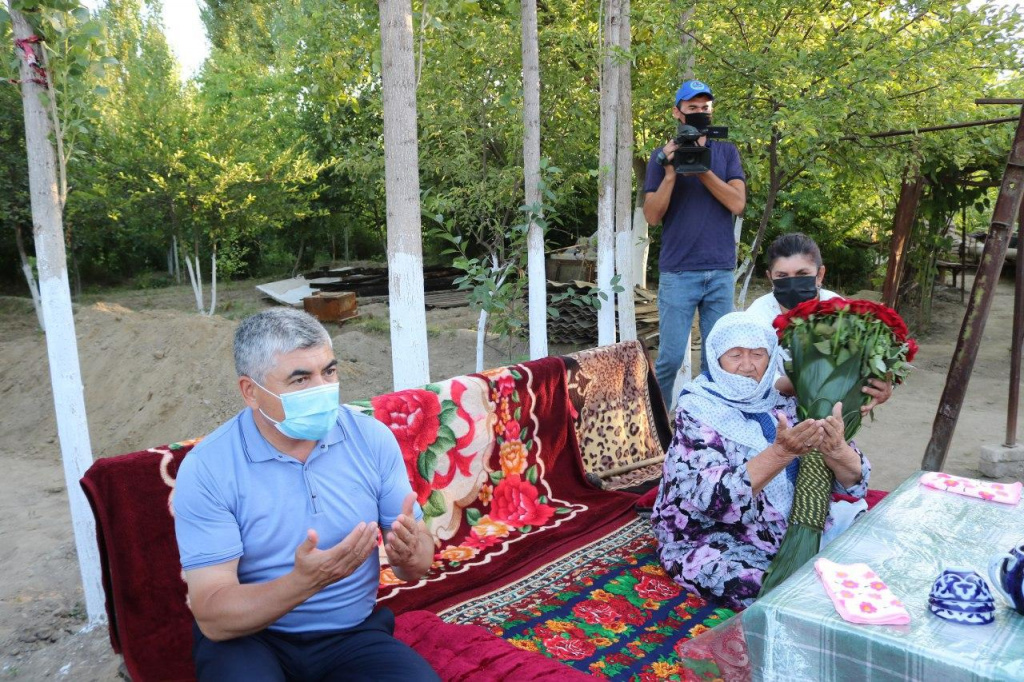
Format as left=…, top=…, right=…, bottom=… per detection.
left=766, top=233, right=822, bottom=270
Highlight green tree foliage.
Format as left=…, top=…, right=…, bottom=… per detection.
left=2, top=0, right=1022, bottom=295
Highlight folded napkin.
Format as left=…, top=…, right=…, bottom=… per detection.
left=814, top=558, right=910, bottom=625
left=920, top=472, right=1022, bottom=505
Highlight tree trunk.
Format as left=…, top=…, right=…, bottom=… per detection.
left=15, top=224, right=44, bottom=330
left=208, top=249, right=218, bottom=317
left=9, top=4, right=104, bottom=624
left=614, top=0, right=636, bottom=341
left=737, top=183, right=778, bottom=307
left=881, top=170, right=925, bottom=308
left=379, top=0, right=431, bottom=390
left=596, top=0, right=621, bottom=346
left=737, top=132, right=781, bottom=307
left=476, top=309, right=488, bottom=373
left=195, top=250, right=206, bottom=313
left=677, top=2, right=696, bottom=79
left=172, top=234, right=181, bottom=283
left=521, top=0, right=548, bottom=360
left=184, top=252, right=203, bottom=314
left=632, top=156, right=650, bottom=288
left=292, top=236, right=306, bottom=278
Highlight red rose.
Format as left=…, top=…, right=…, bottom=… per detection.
left=490, top=475, right=555, bottom=529
left=817, top=297, right=849, bottom=315
left=543, top=635, right=596, bottom=661
left=772, top=312, right=790, bottom=337
left=372, top=389, right=442, bottom=454
left=572, top=600, right=620, bottom=626
left=788, top=297, right=825, bottom=320
left=905, top=337, right=919, bottom=363
left=504, top=420, right=522, bottom=441
left=635, top=574, right=682, bottom=601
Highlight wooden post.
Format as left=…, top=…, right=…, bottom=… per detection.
left=9, top=5, right=105, bottom=625
left=1005, top=199, right=1024, bottom=447
left=521, top=0, right=548, bottom=359
left=922, top=107, right=1024, bottom=471
left=881, top=170, right=925, bottom=308
left=379, top=0, right=431, bottom=389
left=596, top=0, right=620, bottom=346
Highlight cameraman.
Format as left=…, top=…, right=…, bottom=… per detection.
left=643, top=79, right=746, bottom=409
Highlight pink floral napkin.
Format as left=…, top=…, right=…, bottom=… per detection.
left=919, top=472, right=1022, bottom=505
left=814, top=558, right=910, bottom=625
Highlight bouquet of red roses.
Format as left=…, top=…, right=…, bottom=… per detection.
left=759, top=298, right=917, bottom=596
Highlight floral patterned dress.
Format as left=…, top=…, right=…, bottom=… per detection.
left=651, top=397, right=870, bottom=610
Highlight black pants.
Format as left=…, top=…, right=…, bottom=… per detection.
left=192, top=608, right=440, bottom=682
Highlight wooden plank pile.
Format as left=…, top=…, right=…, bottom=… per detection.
left=303, top=265, right=463, bottom=298
left=547, top=283, right=660, bottom=348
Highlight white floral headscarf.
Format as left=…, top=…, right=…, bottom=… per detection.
left=676, top=312, right=785, bottom=452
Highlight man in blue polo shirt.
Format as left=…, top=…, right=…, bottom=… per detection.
left=173, top=308, right=438, bottom=681
left=643, top=78, right=747, bottom=408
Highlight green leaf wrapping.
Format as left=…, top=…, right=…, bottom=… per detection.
left=759, top=451, right=833, bottom=597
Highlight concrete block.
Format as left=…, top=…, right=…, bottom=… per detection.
left=979, top=443, right=1024, bottom=479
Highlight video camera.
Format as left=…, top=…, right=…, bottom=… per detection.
left=657, top=121, right=729, bottom=174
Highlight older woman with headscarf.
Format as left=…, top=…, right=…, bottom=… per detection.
left=651, top=312, right=870, bottom=609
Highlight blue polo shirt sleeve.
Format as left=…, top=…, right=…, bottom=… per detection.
left=173, top=444, right=244, bottom=571
left=363, top=419, right=424, bottom=528
left=723, top=143, right=746, bottom=183
left=643, top=148, right=667, bottom=194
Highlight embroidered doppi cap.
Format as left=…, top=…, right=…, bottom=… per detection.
left=675, top=79, right=713, bottom=105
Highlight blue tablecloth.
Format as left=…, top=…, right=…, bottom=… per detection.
left=743, top=471, right=1024, bottom=681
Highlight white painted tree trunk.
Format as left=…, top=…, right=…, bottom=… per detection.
left=208, top=250, right=218, bottom=317
left=195, top=252, right=205, bottom=312
left=379, top=0, right=431, bottom=390
left=596, top=0, right=620, bottom=347
left=521, top=0, right=548, bottom=360
left=184, top=254, right=203, bottom=314
left=9, top=5, right=104, bottom=625
left=613, top=0, right=636, bottom=342
left=631, top=206, right=649, bottom=289
left=476, top=309, right=488, bottom=373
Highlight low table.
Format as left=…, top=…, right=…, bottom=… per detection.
left=743, top=471, right=1024, bottom=681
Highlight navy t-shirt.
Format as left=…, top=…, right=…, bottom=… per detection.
left=643, top=140, right=746, bottom=272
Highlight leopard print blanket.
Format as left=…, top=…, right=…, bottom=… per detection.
left=563, top=340, right=672, bottom=490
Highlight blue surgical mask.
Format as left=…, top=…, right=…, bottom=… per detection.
left=253, top=380, right=340, bottom=441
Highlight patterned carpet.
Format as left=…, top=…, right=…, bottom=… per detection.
left=440, top=518, right=735, bottom=680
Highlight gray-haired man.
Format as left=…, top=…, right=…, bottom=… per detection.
left=173, top=308, right=438, bottom=681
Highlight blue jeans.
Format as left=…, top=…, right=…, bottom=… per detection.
left=654, top=269, right=735, bottom=407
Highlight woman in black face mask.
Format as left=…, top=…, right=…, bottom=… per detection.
left=746, top=233, right=835, bottom=324
left=746, top=233, right=891, bottom=415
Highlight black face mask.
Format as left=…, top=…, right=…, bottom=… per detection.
left=683, top=111, right=712, bottom=129
left=772, top=275, right=819, bottom=310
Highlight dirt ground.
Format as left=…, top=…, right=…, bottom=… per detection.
left=0, top=272, right=1020, bottom=680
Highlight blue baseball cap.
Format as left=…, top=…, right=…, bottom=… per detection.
left=675, top=79, right=713, bottom=105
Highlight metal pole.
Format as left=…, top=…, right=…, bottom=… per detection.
left=922, top=107, right=1024, bottom=471
left=1005, top=200, right=1024, bottom=447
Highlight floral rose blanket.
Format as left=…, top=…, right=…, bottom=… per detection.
left=81, top=342, right=667, bottom=681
